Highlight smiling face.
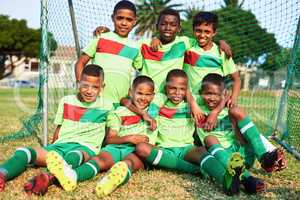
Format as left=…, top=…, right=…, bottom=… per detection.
left=157, top=14, right=181, bottom=44
left=165, top=76, right=188, bottom=105
left=193, top=23, right=216, bottom=50
left=130, top=83, right=154, bottom=110
left=201, top=83, right=223, bottom=110
left=78, top=75, right=103, bottom=103
left=112, top=8, right=136, bottom=37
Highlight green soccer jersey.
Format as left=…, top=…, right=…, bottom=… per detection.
left=139, top=36, right=195, bottom=92
left=82, top=32, right=142, bottom=103
left=152, top=93, right=195, bottom=148
left=106, top=105, right=158, bottom=145
left=183, top=42, right=237, bottom=94
left=196, top=97, right=235, bottom=148
left=54, top=95, right=113, bottom=154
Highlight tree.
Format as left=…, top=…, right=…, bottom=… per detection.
left=135, top=0, right=184, bottom=37
left=0, top=15, right=57, bottom=79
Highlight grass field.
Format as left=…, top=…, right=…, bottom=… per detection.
left=0, top=88, right=300, bottom=200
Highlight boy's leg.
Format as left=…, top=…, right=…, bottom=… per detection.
left=47, top=150, right=114, bottom=191
left=230, top=107, right=286, bottom=172
left=184, top=146, right=242, bottom=195
left=0, top=146, right=47, bottom=192
left=135, top=143, right=199, bottom=174
left=95, top=153, right=143, bottom=197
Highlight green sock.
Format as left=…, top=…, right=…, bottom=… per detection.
left=199, top=152, right=225, bottom=184
left=64, top=150, right=83, bottom=168
left=208, top=144, right=230, bottom=168
left=122, top=165, right=132, bottom=184
left=146, top=148, right=199, bottom=174
left=0, top=147, right=36, bottom=180
left=75, top=160, right=100, bottom=182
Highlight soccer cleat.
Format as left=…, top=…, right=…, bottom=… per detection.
left=0, top=172, right=6, bottom=192
left=223, top=153, right=245, bottom=196
left=46, top=151, right=77, bottom=191
left=241, top=176, right=266, bottom=194
left=24, top=172, right=54, bottom=195
left=95, top=161, right=129, bottom=197
left=261, top=148, right=287, bottom=173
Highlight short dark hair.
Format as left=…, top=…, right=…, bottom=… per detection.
left=193, top=11, right=218, bottom=31
left=132, top=75, right=154, bottom=91
left=201, top=73, right=225, bottom=92
left=113, top=0, right=136, bottom=16
left=81, top=64, right=104, bottom=80
left=166, top=69, right=188, bottom=83
left=157, top=8, right=181, bottom=26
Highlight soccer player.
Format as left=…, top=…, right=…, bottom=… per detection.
left=0, top=64, right=113, bottom=195
left=197, top=73, right=286, bottom=194
left=75, top=0, right=141, bottom=105
left=46, top=76, right=158, bottom=195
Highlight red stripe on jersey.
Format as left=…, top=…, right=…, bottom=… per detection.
left=96, top=38, right=124, bottom=55
left=63, top=103, right=87, bottom=121
left=184, top=51, right=200, bottom=66
left=141, top=44, right=164, bottom=61
left=121, top=115, right=142, bottom=125
left=159, top=106, right=177, bottom=119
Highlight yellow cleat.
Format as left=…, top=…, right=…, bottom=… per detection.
left=95, top=161, right=129, bottom=197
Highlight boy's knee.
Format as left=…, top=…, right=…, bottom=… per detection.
left=135, top=143, right=152, bottom=158
left=229, top=106, right=246, bottom=121
left=204, top=135, right=220, bottom=148
left=91, top=153, right=113, bottom=170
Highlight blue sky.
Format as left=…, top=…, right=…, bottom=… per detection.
left=0, top=0, right=299, bottom=48
left=0, top=0, right=40, bottom=28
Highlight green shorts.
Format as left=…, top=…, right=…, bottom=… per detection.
left=101, top=144, right=135, bottom=163
left=44, top=142, right=96, bottom=157
left=160, top=144, right=194, bottom=160
left=226, top=143, right=255, bottom=168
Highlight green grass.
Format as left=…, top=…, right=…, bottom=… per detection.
left=0, top=88, right=300, bottom=199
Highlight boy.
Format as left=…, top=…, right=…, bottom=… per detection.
left=0, top=64, right=113, bottom=194
left=75, top=0, right=141, bottom=104
left=46, top=76, right=158, bottom=194
left=103, top=69, right=246, bottom=196
left=183, top=11, right=241, bottom=108
left=197, top=73, right=286, bottom=194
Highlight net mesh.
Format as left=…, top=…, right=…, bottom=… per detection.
left=2, top=0, right=300, bottom=152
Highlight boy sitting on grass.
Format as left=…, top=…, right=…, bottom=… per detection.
left=0, top=64, right=113, bottom=195
left=197, top=73, right=286, bottom=194
left=46, top=76, right=158, bottom=195
left=105, top=69, right=246, bottom=196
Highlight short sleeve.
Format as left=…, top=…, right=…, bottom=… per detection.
left=54, top=97, right=65, bottom=125
left=82, top=38, right=98, bottom=58
left=106, top=110, right=121, bottom=132
left=152, top=93, right=167, bottom=107
left=222, top=56, right=237, bottom=76
left=180, top=36, right=196, bottom=50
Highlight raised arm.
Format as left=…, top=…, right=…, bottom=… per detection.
left=75, top=54, right=90, bottom=82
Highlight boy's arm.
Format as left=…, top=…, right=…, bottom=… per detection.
left=105, top=128, right=149, bottom=145
left=150, top=37, right=162, bottom=51
left=120, top=97, right=157, bottom=131
left=75, top=54, right=90, bottom=82
left=93, top=26, right=110, bottom=37
left=186, top=89, right=205, bottom=126
left=227, top=71, right=241, bottom=108
left=51, top=125, right=61, bottom=143
left=218, top=40, right=233, bottom=58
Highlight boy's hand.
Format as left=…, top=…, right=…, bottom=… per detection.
left=190, top=104, right=205, bottom=127
left=219, top=40, right=232, bottom=58
left=128, top=135, right=149, bottom=144
left=226, top=96, right=237, bottom=108
left=150, top=37, right=162, bottom=51
left=204, top=111, right=218, bottom=131
left=142, top=112, right=157, bottom=131
left=93, top=26, right=110, bottom=37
